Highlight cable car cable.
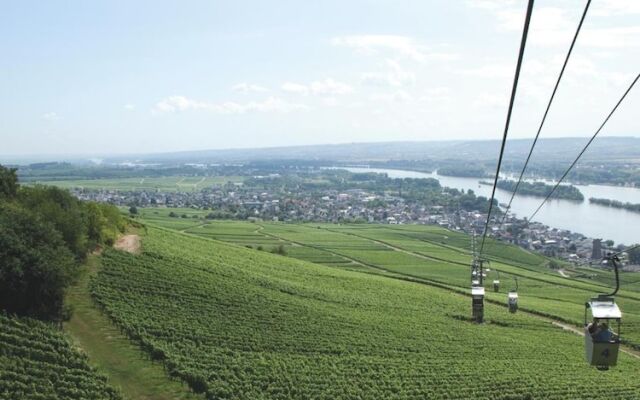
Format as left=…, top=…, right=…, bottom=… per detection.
left=498, top=0, right=591, bottom=228
left=610, top=243, right=640, bottom=258
left=479, top=0, right=535, bottom=255
left=529, top=72, right=640, bottom=221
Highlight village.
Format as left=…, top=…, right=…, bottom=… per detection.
left=71, top=176, right=633, bottom=268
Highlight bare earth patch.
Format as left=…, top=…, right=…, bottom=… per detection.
left=114, top=234, right=141, bottom=254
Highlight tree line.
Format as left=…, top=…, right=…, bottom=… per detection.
left=0, top=164, right=125, bottom=323
left=589, top=197, right=640, bottom=213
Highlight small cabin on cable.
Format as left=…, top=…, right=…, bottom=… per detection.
left=471, top=286, right=485, bottom=323
left=493, top=279, right=500, bottom=292
left=584, top=296, right=621, bottom=369
left=508, top=291, right=518, bottom=313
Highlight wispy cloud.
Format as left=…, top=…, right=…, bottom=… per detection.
left=281, top=82, right=309, bottom=95
left=282, top=78, right=353, bottom=96
left=232, top=82, right=268, bottom=93
left=153, top=95, right=308, bottom=115
left=124, top=104, right=136, bottom=111
left=591, top=0, right=640, bottom=17
left=471, top=3, right=640, bottom=49
left=42, top=112, right=60, bottom=121
left=332, top=34, right=457, bottom=63
left=361, top=59, right=416, bottom=87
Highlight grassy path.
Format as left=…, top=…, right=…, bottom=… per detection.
left=64, top=255, right=202, bottom=400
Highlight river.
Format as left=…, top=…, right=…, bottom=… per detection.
left=337, top=167, right=640, bottom=245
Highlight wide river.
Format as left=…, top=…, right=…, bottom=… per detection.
left=338, top=167, right=640, bottom=245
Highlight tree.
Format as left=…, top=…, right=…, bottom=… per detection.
left=129, top=205, right=138, bottom=215
left=271, top=244, right=287, bottom=256
left=0, top=164, right=18, bottom=198
left=547, top=259, right=562, bottom=270
left=0, top=203, right=76, bottom=322
left=18, top=185, right=89, bottom=260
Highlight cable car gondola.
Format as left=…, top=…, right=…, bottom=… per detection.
left=471, top=285, right=484, bottom=323
left=493, top=270, right=500, bottom=292
left=508, top=277, right=518, bottom=313
left=584, top=254, right=622, bottom=370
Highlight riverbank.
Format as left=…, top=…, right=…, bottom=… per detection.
left=337, top=166, right=640, bottom=246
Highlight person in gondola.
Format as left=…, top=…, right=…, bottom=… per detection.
left=588, top=321, right=615, bottom=342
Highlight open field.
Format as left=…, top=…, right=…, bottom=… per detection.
left=30, top=176, right=244, bottom=192
left=91, top=225, right=640, bottom=399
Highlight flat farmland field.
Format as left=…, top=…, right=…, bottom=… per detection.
left=31, top=176, right=244, bottom=192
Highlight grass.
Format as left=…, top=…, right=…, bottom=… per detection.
left=64, top=254, right=202, bottom=400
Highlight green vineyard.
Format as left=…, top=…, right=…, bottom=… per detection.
left=0, top=314, right=122, bottom=400
left=91, top=225, right=640, bottom=399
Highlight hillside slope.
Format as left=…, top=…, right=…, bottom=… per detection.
left=0, top=314, right=122, bottom=400
left=92, top=227, right=640, bottom=399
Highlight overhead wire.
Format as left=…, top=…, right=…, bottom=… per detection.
left=498, top=0, right=592, bottom=228
left=479, top=0, right=535, bottom=255
left=528, top=72, right=640, bottom=221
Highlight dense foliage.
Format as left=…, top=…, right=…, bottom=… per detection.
left=488, top=179, right=584, bottom=201
left=0, top=313, right=122, bottom=400
left=590, top=197, right=640, bottom=213
left=93, top=227, right=640, bottom=399
left=437, top=165, right=487, bottom=177
left=0, top=203, right=76, bottom=321
left=0, top=164, right=124, bottom=321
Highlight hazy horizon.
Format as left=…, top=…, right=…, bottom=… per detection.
left=2, top=135, right=639, bottom=165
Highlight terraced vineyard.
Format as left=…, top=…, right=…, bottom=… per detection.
left=92, top=226, right=640, bottom=399
left=177, top=220, right=640, bottom=348
left=0, top=314, right=122, bottom=400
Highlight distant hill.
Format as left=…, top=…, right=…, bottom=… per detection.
left=104, top=136, right=640, bottom=164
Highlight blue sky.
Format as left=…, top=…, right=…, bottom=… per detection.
left=1, top=0, right=639, bottom=156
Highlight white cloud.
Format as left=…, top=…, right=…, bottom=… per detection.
left=310, top=78, right=353, bottom=95
left=232, top=82, right=268, bottom=93
left=153, top=95, right=308, bottom=115
left=473, top=92, right=508, bottom=109
left=42, top=112, right=60, bottom=121
left=466, top=0, right=516, bottom=11
left=124, top=104, right=135, bottom=111
left=332, top=34, right=457, bottom=63
left=458, top=63, right=513, bottom=79
left=473, top=2, right=640, bottom=49
left=282, top=79, right=353, bottom=96
left=581, top=26, right=640, bottom=48
left=282, top=82, right=309, bottom=95
left=370, top=90, right=412, bottom=103
left=591, top=0, right=640, bottom=16
left=361, top=59, right=416, bottom=87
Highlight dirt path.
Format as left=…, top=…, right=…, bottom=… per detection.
left=551, top=321, right=640, bottom=359
left=558, top=269, right=569, bottom=278
left=64, top=256, right=203, bottom=400
left=114, top=234, right=141, bottom=254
